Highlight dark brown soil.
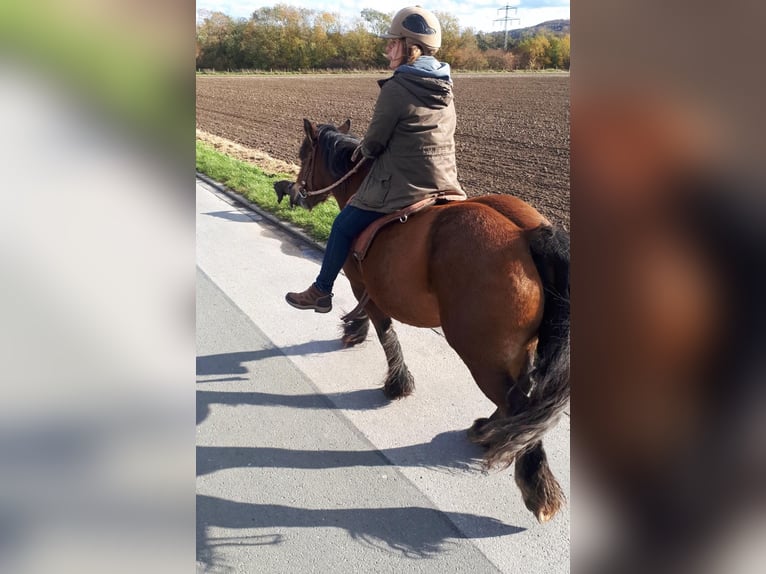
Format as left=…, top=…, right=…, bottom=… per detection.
left=196, top=73, right=569, bottom=226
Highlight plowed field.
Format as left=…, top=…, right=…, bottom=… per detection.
left=196, top=73, right=569, bottom=226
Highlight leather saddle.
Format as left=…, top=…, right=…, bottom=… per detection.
left=352, top=194, right=465, bottom=262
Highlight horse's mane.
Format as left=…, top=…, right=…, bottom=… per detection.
left=316, top=124, right=361, bottom=180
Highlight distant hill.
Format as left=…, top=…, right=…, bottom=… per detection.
left=481, top=19, right=569, bottom=40
left=476, top=19, right=569, bottom=50
left=509, top=19, right=569, bottom=39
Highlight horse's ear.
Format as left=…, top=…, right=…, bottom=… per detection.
left=338, top=119, right=351, bottom=134
left=303, top=119, right=317, bottom=141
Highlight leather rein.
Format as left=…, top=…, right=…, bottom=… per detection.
left=296, top=141, right=369, bottom=199
left=294, top=138, right=372, bottom=324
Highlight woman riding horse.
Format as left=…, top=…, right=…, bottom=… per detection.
left=279, top=7, right=570, bottom=524
left=286, top=6, right=466, bottom=313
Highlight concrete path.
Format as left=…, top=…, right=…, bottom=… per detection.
left=196, top=177, right=570, bottom=573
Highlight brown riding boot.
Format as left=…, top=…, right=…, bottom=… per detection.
left=285, top=284, right=333, bottom=313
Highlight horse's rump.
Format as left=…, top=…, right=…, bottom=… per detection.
left=355, top=200, right=546, bottom=349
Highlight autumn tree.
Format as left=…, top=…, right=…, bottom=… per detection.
left=516, top=35, right=552, bottom=70
left=360, top=9, right=393, bottom=36
left=196, top=12, right=247, bottom=70
left=555, top=34, right=570, bottom=70
left=485, top=49, right=515, bottom=71
left=451, top=28, right=487, bottom=70
left=338, top=19, right=387, bottom=69
left=433, top=11, right=461, bottom=64
left=195, top=5, right=570, bottom=72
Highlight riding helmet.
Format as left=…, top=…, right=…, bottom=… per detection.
left=379, top=6, right=442, bottom=51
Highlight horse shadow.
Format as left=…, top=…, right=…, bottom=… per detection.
left=197, top=425, right=487, bottom=476
left=197, top=494, right=524, bottom=568
left=196, top=381, right=488, bottom=473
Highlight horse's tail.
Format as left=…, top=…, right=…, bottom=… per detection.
left=473, top=224, right=570, bottom=519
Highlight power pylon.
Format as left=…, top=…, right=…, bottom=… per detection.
left=494, top=5, right=520, bottom=50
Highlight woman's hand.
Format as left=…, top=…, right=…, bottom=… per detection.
left=351, top=144, right=365, bottom=162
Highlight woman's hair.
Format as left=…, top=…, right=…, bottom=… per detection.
left=404, top=39, right=437, bottom=64
left=389, top=38, right=437, bottom=67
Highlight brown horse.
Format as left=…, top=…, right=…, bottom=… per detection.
left=276, top=119, right=570, bottom=522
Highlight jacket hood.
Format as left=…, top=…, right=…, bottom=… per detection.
left=392, top=74, right=453, bottom=108
left=388, top=62, right=453, bottom=109
left=376, top=56, right=454, bottom=108
left=395, top=56, right=452, bottom=82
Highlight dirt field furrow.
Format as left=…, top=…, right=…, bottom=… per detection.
left=196, top=73, right=569, bottom=226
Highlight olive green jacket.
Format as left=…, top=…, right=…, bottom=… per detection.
left=349, top=72, right=465, bottom=213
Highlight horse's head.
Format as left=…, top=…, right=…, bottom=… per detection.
left=273, top=118, right=362, bottom=210
left=274, top=179, right=305, bottom=209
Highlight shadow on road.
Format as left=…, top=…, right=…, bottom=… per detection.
left=202, top=209, right=262, bottom=223
left=197, top=493, right=524, bottom=569
left=196, top=387, right=390, bottom=425
left=197, top=428, right=486, bottom=476
left=198, top=188, right=326, bottom=261
left=196, top=340, right=342, bottom=379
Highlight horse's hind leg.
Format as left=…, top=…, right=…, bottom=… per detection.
left=467, top=407, right=502, bottom=445
left=446, top=330, right=564, bottom=520
left=341, top=310, right=369, bottom=347
left=341, top=282, right=370, bottom=347
left=467, top=349, right=536, bottom=445
left=514, top=441, right=566, bottom=523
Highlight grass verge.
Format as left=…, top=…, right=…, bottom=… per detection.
left=196, top=141, right=338, bottom=243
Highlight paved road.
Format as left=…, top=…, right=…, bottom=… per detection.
left=196, top=178, right=570, bottom=573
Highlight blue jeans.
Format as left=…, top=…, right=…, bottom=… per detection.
left=315, top=206, right=384, bottom=293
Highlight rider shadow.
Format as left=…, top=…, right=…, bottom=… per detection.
left=201, top=209, right=263, bottom=224
left=197, top=493, right=524, bottom=567
left=259, top=223, right=326, bottom=261
left=197, top=429, right=486, bottom=476
left=200, top=184, right=327, bottom=259
left=196, top=339, right=341, bottom=380
left=204, top=201, right=326, bottom=261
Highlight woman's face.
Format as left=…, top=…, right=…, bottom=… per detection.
left=385, top=39, right=405, bottom=69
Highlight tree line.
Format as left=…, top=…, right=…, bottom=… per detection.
left=196, top=6, right=570, bottom=72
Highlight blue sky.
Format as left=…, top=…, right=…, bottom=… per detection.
left=196, top=1, right=570, bottom=33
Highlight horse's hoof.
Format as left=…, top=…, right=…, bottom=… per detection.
left=340, top=315, right=369, bottom=348
left=382, top=369, right=414, bottom=399
left=536, top=509, right=555, bottom=523
left=526, top=497, right=562, bottom=523
left=515, top=452, right=566, bottom=523
left=341, top=333, right=367, bottom=348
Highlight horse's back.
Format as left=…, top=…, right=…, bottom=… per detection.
left=467, top=194, right=550, bottom=230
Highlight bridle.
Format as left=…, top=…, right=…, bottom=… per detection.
left=295, top=138, right=369, bottom=199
